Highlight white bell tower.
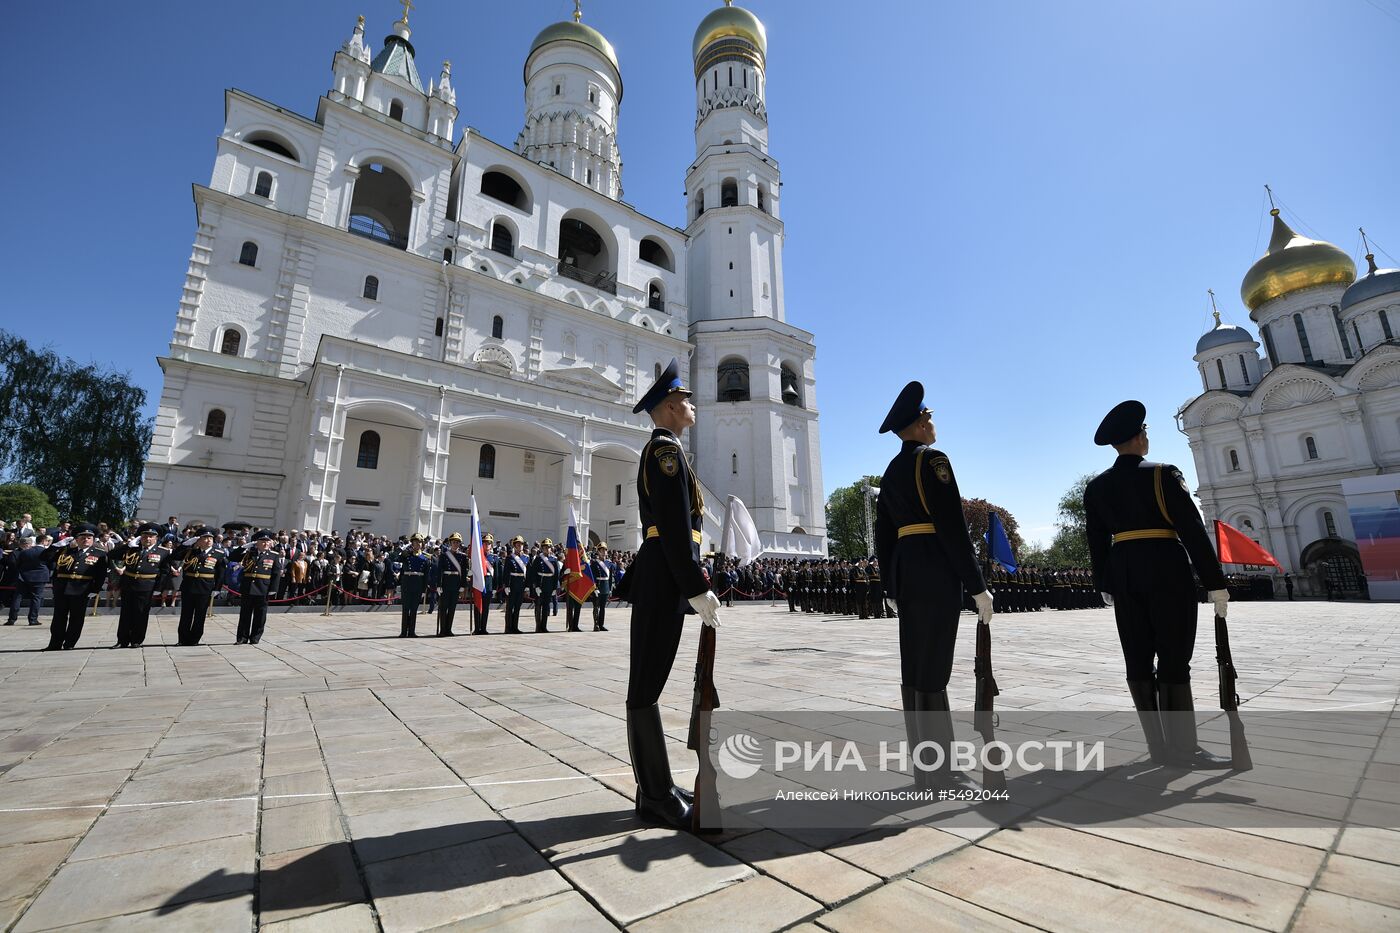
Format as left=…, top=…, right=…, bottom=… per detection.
left=686, top=3, right=826, bottom=553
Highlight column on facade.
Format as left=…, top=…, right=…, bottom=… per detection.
left=302, top=365, right=346, bottom=533
left=423, top=386, right=450, bottom=537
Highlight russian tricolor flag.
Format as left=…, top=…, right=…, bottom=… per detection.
left=565, top=503, right=596, bottom=604
left=469, top=493, right=487, bottom=613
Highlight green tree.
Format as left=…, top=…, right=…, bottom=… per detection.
left=962, top=498, right=1024, bottom=566
left=1027, top=474, right=1094, bottom=569
left=825, top=476, right=880, bottom=559
left=0, top=330, right=152, bottom=524
left=0, top=483, right=59, bottom=530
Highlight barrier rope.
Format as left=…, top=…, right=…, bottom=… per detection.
left=222, top=582, right=331, bottom=604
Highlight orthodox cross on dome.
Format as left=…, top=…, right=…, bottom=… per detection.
left=397, top=0, right=414, bottom=23
left=573, top=0, right=582, bottom=22
left=1360, top=227, right=1378, bottom=273
left=1208, top=288, right=1220, bottom=327
left=1264, top=183, right=1278, bottom=216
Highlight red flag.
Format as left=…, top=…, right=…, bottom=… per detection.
left=1214, top=520, right=1280, bottom=567
left=565, top=504, right=596, bottom=605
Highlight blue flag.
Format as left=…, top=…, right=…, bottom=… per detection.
left=986, top=511, right=1017, bottom=573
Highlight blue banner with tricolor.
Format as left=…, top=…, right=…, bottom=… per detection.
left=986, top=510, right=1017, bottom=573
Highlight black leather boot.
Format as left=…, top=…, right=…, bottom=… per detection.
left=900, top=684, right=927, bottom=790
left=626, top=705, right=692, bottom=830
left=914, top=689, right=979, bottom=792
left=1158, top=681, right=1231, bottom=769
left=1127, top=679, right=1168, bottom=765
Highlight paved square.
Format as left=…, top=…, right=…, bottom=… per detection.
left=0, top=600, right=1396, bottom=931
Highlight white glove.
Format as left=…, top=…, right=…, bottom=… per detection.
left=55, top=537, right=73, bottom=548
left=436, top=587, right=443, bottom=595
left=1101, top=592, right=1114, bottom=607
left=688, top=591, right=721, bottom=628
left=127, top=537, right=139, bottom=547
left=1209, top=589, right=1229, bottom=619
left=182, top=535, right=199, bottom=546
left=971, top=590, right=994, bottom=624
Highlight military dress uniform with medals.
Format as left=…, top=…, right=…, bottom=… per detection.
left=108, top=523, right=172, bottom=647
left=589, top=546, right=614, bottom=631
left=231, top=531, right=284, bottom=644
left=1084, top=400, right=1232, bottom=769
left=43, top=523, right=109, bottom=650
left=397, top=537, right=432, bottom=637
left=173, top=531, right=226, bottom=646
left=874, top=382, right=993, bottom=790
left=437, top=533, right=466, bottom=637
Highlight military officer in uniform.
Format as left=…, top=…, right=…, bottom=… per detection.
left=174, top=528, right=225, bottom=646
left=397, top=534, right=432, bottom=637
left=437, top=532, right=466, bottom=637
left=503, top=536, right=529, bottom=633
left=108, top=523, right=172, bottom=647
left=1084, top=400, right=1232, bottom=769
left=474, top=533, right=496, bottom=634
left=874, top=382, right=994, bottom=791
left=528, top=539, right=560, bottom=633
left=589, top=543, right=614, bottom=631
left=43, top=523, right=109, bottom=650
left=852, top=558, right=870, bottom=619
left=625, top=358, right=721, bottom=830
left=231, top=530, right=284, bottom=644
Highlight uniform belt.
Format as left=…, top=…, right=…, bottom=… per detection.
left=442, top=571, right=460, bottom=576
left=1111, top=529, right=1179, bottom=544
left=57, top=573, right=91, bottom=579
left=403, top=571, right=425, bottom=576
left=127, top=573, right=159, bottom=580
left=187, top=573, right=217, bottom=579
left=510, top=573, right=526, bottom=577
left=646, top=526, right=704, bottom=543
left=897, top=522, right=937, bottom=538
left=246, top=573, right=273, bottom=579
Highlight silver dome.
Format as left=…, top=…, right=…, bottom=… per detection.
left=1196, top=323, right=1255, bottom=355
left=1340, top=265, right=1400, bottom=312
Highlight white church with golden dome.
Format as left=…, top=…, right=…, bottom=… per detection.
left=137, top=3, right=826, bottom=555
left=1180, top=207, right=1400, bottom=596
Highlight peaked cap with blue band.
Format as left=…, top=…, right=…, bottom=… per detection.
left=879, top=380, right=928, bottom=434
left=1094, top=399, right=1147, bottom=446
left=633, top=357, right=693, bottom=414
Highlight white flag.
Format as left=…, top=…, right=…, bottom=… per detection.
left=721, top=495, right=762, bottom=566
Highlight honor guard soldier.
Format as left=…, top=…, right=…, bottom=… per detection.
left=43, top=523, right=109, bottom=651
left=108, top=523, right=172, bottom=647
left=852, top=558, right=870, bottom=619
left=503, top=536, right=529, bottom=633
left=231, top=530, right=284, bottom=644
left=1084, top=401, right=1232, bottom=769
left=625, top=358, right=721, bottom=830
left=173, top=528, right=225, bottom=646
left=589, top=543, right=614, bottom=631
left=398, top=534, right=432, bottom=637
left=874, top=382, right=994, bottom=791
left=528, top=540, right=560, bottom=633
left=437, top=532, right=466, bottom=637
left=474, top=533, right=496, bottom=634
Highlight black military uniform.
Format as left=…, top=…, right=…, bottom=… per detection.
left=1084, top=400, right=1231, bottom=769
left=174, top=530, right=225, bottom=646
left=231, top=530, right=284, bottom=644
left=874, top=382, right=990, bottom=790
left=475, top=533, right=496, bottom=634
left=625, top=358, right=712, bottom=830
left=437, top=533, right=466, bottom=637
left=589, top=546, right=614, bottom=631
left=528, top=541, right=560, bottom=633
left=108, top=523, right=172, bottom=647
left=43, top=523, right=109, bottom=650
left=398, top=536, right=432, bottom=637
left=503, top=538, right=529, bottom=633
left=852, top=559, right=870, bottom=619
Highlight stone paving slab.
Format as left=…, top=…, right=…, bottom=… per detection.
left=0, top=601, right=1395, bottom=931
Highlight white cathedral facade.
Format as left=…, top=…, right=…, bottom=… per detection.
left=138, top=4, right=826, bottom=556
left=1180, top=209, right=1400, bottom=596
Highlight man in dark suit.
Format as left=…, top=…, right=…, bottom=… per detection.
left=624, top=358, right=721, bottom=830
left=874, top=382, right=994, bottom=791
left=6, top=534, right=52, bottom=626
left=1084, top=400, right=1232, bottom=769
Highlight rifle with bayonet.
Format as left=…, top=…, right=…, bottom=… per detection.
left=688, top=624, right=722, bottom=832
left=973, top=618, right=1006, bottom=792
left=1215, top=613, right=1252, bottom=771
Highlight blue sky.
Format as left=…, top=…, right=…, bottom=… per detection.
left=4, top=1, right=1398, bottom=542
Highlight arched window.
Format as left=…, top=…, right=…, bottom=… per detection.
left=781, top=364, right=802, bottom=406
left=1239, top=355, right=1251, bottom=385
left=480, top=170, right=530, bottom=211
left=638, top=237, right=674, bottom=271
left=720, top=178, right=738, bottom=207
left=253, top=171, right=272, bottom=198
left=348, top=162, right=412, bottom=250
left=491, top=315, right=503, bottom=339
left=1304, top=435, right=1319, bottom=460
left=717, top=357, right=750, bottom=402
left=388, top=99, right=404, bottom=121
left=220, top=329, right=241, bottom=356
left=1261, top=321, right=1279, bottom=368
left=238, top=241, right=258, bottom=267
left=246, top=134, right=298, bottom=161
left=1227, top=449, right=1240, bottom=472
left=443, top=248, right=454, bottom=263
left=1334, top=306, right=1353, bottom=358
left=558, top=214, right=615, bottom=293
left=356, top=430, right=380, bottom=470
left=1323, top=510, right=1338, bottom=537
left=490, top=222, right=514, bottom=257
left=1382, top=309, right=1395, bottom=341
left=1215, top=358, right=1227, bottom=388
left=647, top=280, right=665, bottom=312
left=694, top=190, right=705, bottom=219
left=362, top=275, right=379, bottom=300
left=756, top=185, right=767, bottom=213
left=204, top=409, right=226, bottom=438
left=1294, top=313, right=1314, bottom=363
left=478, top=443, right=496, bottom=479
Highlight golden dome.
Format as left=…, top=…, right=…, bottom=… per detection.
left=1241, top=210, right=1356, bottom=317
left=527, top=20, right=619, bottom=76
left=693, top=3, right=767, bottom=61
